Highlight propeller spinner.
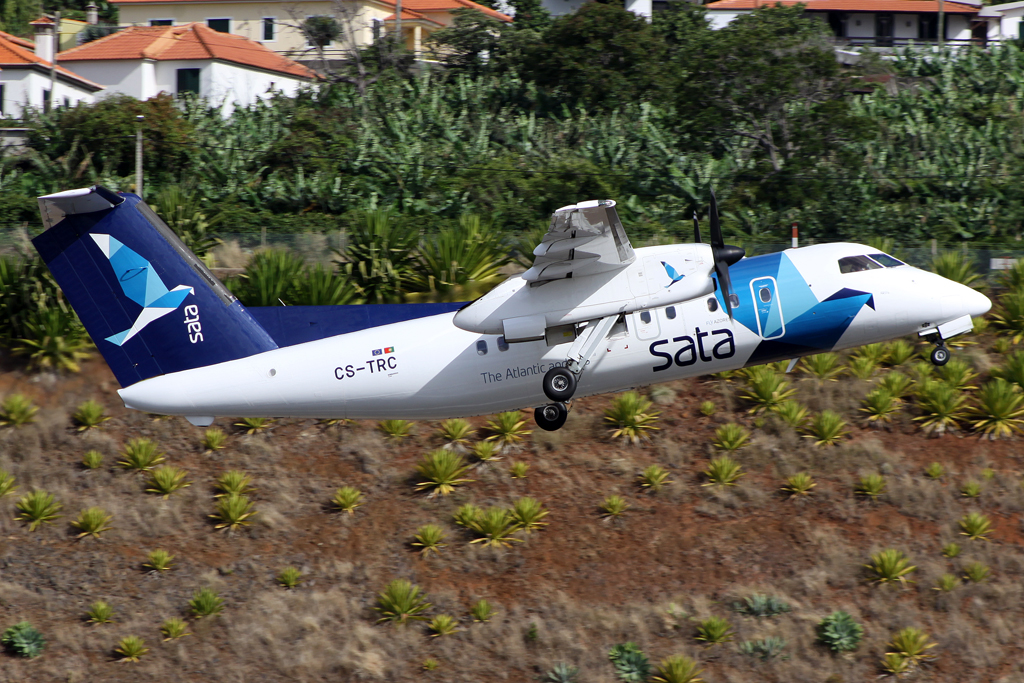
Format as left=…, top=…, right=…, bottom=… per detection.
left=708, top=190, right=745, bottom=319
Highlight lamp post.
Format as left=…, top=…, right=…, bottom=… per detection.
left=135, top=115, right=145, bottom=199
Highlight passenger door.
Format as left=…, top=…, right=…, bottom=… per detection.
left=750, top=276, right=785, bottom=340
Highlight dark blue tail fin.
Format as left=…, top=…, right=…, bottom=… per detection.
left=33, top=186, right=278, bottom=387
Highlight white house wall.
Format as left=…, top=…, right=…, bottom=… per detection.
left=946, top=14, right=972, bottom=41
left=894, top=13, right=918, bottom=39
left=62, top=60, right=147, bottom=99
left=0, top=69, right=96, bottom=118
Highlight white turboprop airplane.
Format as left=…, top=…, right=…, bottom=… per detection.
left=33, top=187, right=991, bottom=431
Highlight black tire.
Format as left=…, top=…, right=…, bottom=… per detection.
left=543, top=366, right=577, bottom=402
left=535, top=403, right=569, bottom=432
left=931, top=345, right=950, bottom=366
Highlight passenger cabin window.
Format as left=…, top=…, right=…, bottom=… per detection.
left=838, top=255, right=882, bottom=274
left=869, top=252, right=905, bottom=268
left=759, top=287, right=772, bottom=303
left=497, top=336, right=509, bottom=352
left=728, top=294, right=740, bottom=309
left=476, top=340, right=488, bottom=356
left=707, top=298, right=719, bottom=313
left=665, top=306, right=676, bottom=320
left=640, top=311, right=652, bottom=324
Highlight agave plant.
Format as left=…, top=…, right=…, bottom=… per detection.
left=470, top=599, right=495, bottom=622
left=741, top=366, right=797, bottom=413
left=886, top=627, right=937, bottom=665
left=85, top=600, right=114, bottom=624
left=202, top=428, right=228, bottom=451
left=70, top=507, right=114, bottom=539
left=437, top=418, right=474, bottom=449
left=378, top=419, right=415, bottom=441
left=331, top=486, right=364, bottom=514
left=931, top=250, right=982, bottom=289
left=865, top=549, right=916, bottom=587
left=599, top=495, right=630, bottom=518
left=210, top=494, right=257, bottom=531
left=427, top=614, right=460, bottom=637
left=855, top=473, right=886, bottom=499
left=733, top=594, right=791, bottom=617
left=703, top=456, right=744, bottom=487
left=509, top=496, right=549, bottom=532
left=1, top=622, right=45, bottom=658
left=991, top=286, right=1024, bottom=343
left=484, top=411, right=532, bottom=450
left=712, top=423, right=750, bottom=451
left=188, top=587, right=224, bottom=618
left=884, top=339, right=917, bottom=366
left=236, top=417, right=273, bottom=435
left=15, top=490, right=62, bottom=531
left=652, top=655, right=703, bottom=683
left=160, top=617, right=191, bottom=640
left=772, top=399, right=809, bottom=429
left=969, top=378, right=1024, bottom=439
left=604, top=392, right=660, bottom=443
left=117, top=438, right=166, bottom=471
left=914, top=380, right=968, bottom=436
left=992, top=350, right=1024, bottom=390
left=608, top=642, right=651, bottom=682
left=638, top=464, right=672, bottom=492
left=803, top=410, right=849, bottom=446
left=817, top=611, right=863, bottom=652
left=415, top=450, right=473, bottom=496
left=411, top=524, right=447, bottom=555
left=215, top=470, right=255, bottom=497
left=408, top=214, right=510, bottom=301
left=877, top=371, right=915, bottom=399
left=963, top=561, right=991, bottom=583
left=0, top=394, right=39, bottom=427
left=861, top=388, right=901, bottom=424
left=469, top=507, right=522, bottom=547
left=337, top=207, right=420, bottom=304
left=0, top=468, right=18, bottom=498
left=924, top=462, right=946, bottom=479
left=781, top=472, right=816, bottom=498
left=114, top=635, right=149, bottom=662
left=72, top=400, right=110, bottom=431
left=12, top=306, right=92, bottom=373
left=144, top=549, right=174, bottom=572
left=934, top=573, right=959, bottom=592
left=144, top=466, right=191, bottom=498
left=739, top=637, right=787, bottom=661
left=846, top=355, right=879, bottom=380
left=800, top=352, right=843, bottom=381
left=959, top=511, right=993, bottom=540
left=694, top=616, right=733, bottom=644
left=942, top=542, right=962, bottom=558
left=936, top=358, right=978, bottom=392
left=375, top=579, right=431, bottom=624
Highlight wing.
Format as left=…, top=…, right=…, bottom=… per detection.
left=522, top=200, right=635, bottom=283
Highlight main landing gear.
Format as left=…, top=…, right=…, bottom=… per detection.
left=534, top=402, right=569, bottom=431
left=930, top=342, right=950, bottom=366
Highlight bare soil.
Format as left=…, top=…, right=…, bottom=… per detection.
left=1, top=348, right=1022, bottom=683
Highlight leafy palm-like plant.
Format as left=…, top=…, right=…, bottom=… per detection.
left=202, top=428, right=227, bottom=451
left=0, top=468, right=18, bottom=498
left=236, top=417, right=273, bottom=435
left=699, top=400, right=716, bottom=416
left=161, top=617, right=191, bottom=640
left=85, top=600, right=113, bottom=624
left=509, top=461, right=529, bottom=479
left=331, top=486, right=364, bottom=514
left=600, top=495, right=630, bottom=518
left=210, top=494, right=257, bottom=531
left=937, top=358, right=978, bottom=392
left=855, top=473, right=886, bottom=499
left=144, top=549, right=174, bottom=572
left=16, top=490, right=62, bottom=531
left=189, top=587, right=224, bottom=617
left=959, top=512, right=993, bottom=540
left=914, top=380, right=968, bottom=436
left=846, top=355, right=879, bottom=380
left=992, top=286, right=1024, bottom=343
left=485, top=411, right=532, bottom=450
left=652, top=655, right=704, bottom=683
left=865, top=549, right=916, bottom=586
left=734, top=594, right=791, bottom=617
left=992, top=350, right=1024, bottom=390
left=471, top=441, right=501, bottom=463
left=963, top=561, right=991, bottom=583
left=375, top=579, right=431, bottom=624
left=277, top=566, right=303, bottom=588
left=117, top=438, right=166, bottom=471
left=817, top=611, right=863, bottom=652
left=1, top=622, right=45, bottom=658
left=703, top=456, right=744, bottom=487
left=73, top=400, right=110, bottom=431
left=81, top=450, right=103, bottom=470
left=781, top=472, right=816, bottom=498
left=215, top=470, right=254, bottom=497
left=415, top=450, right=473, bottom=496
left=0, top=394, right=38, bottom=427
left=70, top=507, right=113, bottom=539
left=969, top=378, right=1024, bottom=439
left=932, top=250, right=982, bottom=289
left=712, top=423, right=750, bottom=451
left=469, top=507, right=522, bottom=547
left=861, top=388, right=901, bottom=424
left=114, top=635, right=149, bottom=662
left=942, top=542, right=962, bottom=558
left=887, top=627, right=937, bottom=666
left=695, top=616, right=733, bottom=645
left=509, top=496, right=549, bottom=532
left=803, top=410, right=849, bottom=446
left=608, top=642, right=651, bottom=682
left=934, top=573, right=959, bottom=592
left=428, top=614, right=460, bottom=637
left=411, top=524, right=447, bottom=555
left=378, top=419, right=415, bottom=441
left=801, top=353, right=843, bottom=381
left=854, top=343, right=889, bottom=365
left=741, top=366, right=797, bottom=412
left=546, top=663, right=580, bottom=683
left=924, top=462, right=946, bottom=479
left=453, top=503, right=483, bottom=528
left=12, top=307, right=92, bottom=373
left=470, top=599, right=495, bottom=622
left=604, top=392, right=660, bottom=443
left=409, top=214, right=510, bottom=301
left=961, top=480, right=982, bottom=498
left=638, top=464, right=672, bottom=492
left=884, top=339, right=916, bottom=366
left=878, top=371, right=915, bottom=399
left=437, top=418, right=474, bottom=449
left=772, top=399, right=809, bottom=429
left=337, top=207, right=419, bottom=304
left=145, top=466, right=191, bottom=498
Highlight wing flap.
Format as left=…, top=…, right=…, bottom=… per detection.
left=522, top=200, right=635, bottom=283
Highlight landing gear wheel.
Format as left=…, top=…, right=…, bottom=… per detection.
left=535, top=403, right=569, bottom=432
left=931, top=344, right=950, bottom=366
left=543, top=366, right=577, bottom=402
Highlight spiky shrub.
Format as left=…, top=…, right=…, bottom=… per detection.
left=712, top=423, right=750, bottom=452
left=599, top=495, right=630, bottom=518
left=145, top=466, right=191, bottom=498
left=117, top=438, right=166, bottom=471
left=16, top=490, right=62, bottom=531
left=374, top=579, right=431, bottom=625
left=937, top=358, right=978, bottom=392
left=428, top=614, right=459, bottom=636
left=2, top=622, right=45, bottom=658
left=992, top=286, right=1024, bottom=343
left=471, top=441, right=501, bottom=463
left=878, top=371, right=915, bottom=399
left=652, top=655, right=704, bottom=683
left=854, top=343, right=889, bottom=365
left=695, top=616, right=734, bottom=644
left=72, top=400, right=109, bottom=431
left=0, top=394, right=38, bottom=427
left=773, top=400, right=809, bottom=429
left=924, top=462, right=946, bottom=479
left=415, top=450, right=473, bottom=496
left=865, top=549, right=916, bottom=587
left=469, top=507, right=522, bottom=547
left=861, top=388, right=900, bottom=424
left=215, top=470, right=254, bottom=497
left=734, top=594, right=791, bottom=618
left=437, top=418, right=474, bottom=449
left=887, top=627, right=937, bottom=665
left=638, top=465, right=672, bottom=492
left=803, top=410, right=849, bottom=446
left=376, top=419, right=414, bottom=442
left=992, top=350, right=1024, bottom=390
left=884, top=339, right=916, bottom=366
left=604, top=392, right=660, bottom=443
left=484, top=411, right=531, bottom=450
left=210, top=494, right=257, bottom=531
left=509, top=461, right=529, bottom=479
left=801, top=353, right=843, bottom=381
left=881, top=653, right=912, bottom=676
left=699, top=400, right=716, bottom=417
left=934, top=574, right=959, bottom=592
left=202, top=428, right=227, bottom=451
left=277, top=566, right=302, bottom=588
left=85, top=600, right=113, bottom=624
left=993, top=337, right=1012, bottom=354
left=855, top=473, right=887, bottom=499
left=702, top=456, right=744, bottom=487
left=331, top=486, right=364, bottom=514
left=608, top=642, right=651, bottom=682
left=545, top=663, right=580, bottom=683
left=741, top=366, right=797, bottom=413
left=71, top=507, right=113, bottom=539
left=739, top=637, right=787, bottom=660
left=423, top=658, right=440, bottom=671
left=961, top=481, right=982, bottom=498
left=81, top=450, right=103, bottom=470
left=817, top=611, right=863, bottom=652
left=144, top=549, right=174, bottom=572
left=189, top=587, right=225, bottom=618
left=914, top=380, right=967, bottom=436
left=964, top=561, right=992, bottom=583
left=781, top=472, right=816, bottom=498
left=942, top=542, right=962, bottom=558
left=959, top=512, right=993, bottom=540
left=847, top=355, right=879, bottom=380
left=11, top=306, right=92, bottom=373
left=0, top=468, right=18, bottom=497
left=453, top=503, right=483, bottom=528
left=411, top=524, right=447, bottom=555
left=236, top=417, right=273, bottom=435
left=982, top=467, right=996, bottom=481
left=161, top=617, right=191, bottom=640
left=931, top=250, right=982, bottom=289
left=509, top=497, right=549, bottom=532
left=470, top=599, right=495, bottom=622
left=114, top=635, right=149, bottom=662
left=970, top=378, right=1024, bottom=439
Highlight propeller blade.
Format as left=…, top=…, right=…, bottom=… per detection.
left=693, top=210, right=701, bottom=244
left=716, top=258, right=735, bottom=320
left=706, top=188, right=744, bottom=320
left=710, top=189, right=722, bottom=249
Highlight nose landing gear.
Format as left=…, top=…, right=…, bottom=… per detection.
left=930, top=343, right=950, bottom=366
left=534, top=402, right=569, bottom=431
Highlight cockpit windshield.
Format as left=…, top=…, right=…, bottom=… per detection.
left=838, top=256, right=882, bottom=274
left=868, top=253, right=906, bottom=268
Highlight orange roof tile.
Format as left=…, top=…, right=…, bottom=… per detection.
left=58, top=23, right=316, bottom=79
left=0, top=33, right=104, bottom=90
left=0, top=30, right=35, bottom=49
left=383, top=8, right=446, bottom=26
left=396, top=0, right=512, bottom=22
left=29, top=16, right=54, bottom=25
left=705, top=0, right=977, bottom=12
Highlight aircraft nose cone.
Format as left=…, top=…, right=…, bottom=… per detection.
left=965, top=286, right=992, bottom=317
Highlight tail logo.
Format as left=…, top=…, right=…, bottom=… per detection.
left=90, top=234, right=194, bottom=346
left=661, top=261, right=685, bottom=288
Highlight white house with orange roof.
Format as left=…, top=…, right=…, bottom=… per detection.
left=108, top=0, right=510, bottom=61
left=56, top=22, right=316, bottom=114
left=0, top=20, right=103, bottom=118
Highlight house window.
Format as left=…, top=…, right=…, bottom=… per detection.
left=0, top=84, right=5, bottom=114
left=875, top=13, right=894, bottom=46
left=262, top=17, right=275, bottom=41
left=827, top=11, right=848, bottom=38
left=207, top=18, right=230, bottom=33
left=63, top=97, right=70, bottom=108
left=919, top=14, right=938, bottom=40
left=176, top=68, right=201, bottom=96
left=43, top=89, right=50, bottom=108
left=150, top=19, right=172, bottom=26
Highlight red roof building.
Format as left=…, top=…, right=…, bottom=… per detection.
left=0, top=28, right=103, bottom=118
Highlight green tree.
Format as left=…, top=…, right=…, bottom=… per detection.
left=1, top=0, right=41, bottom=37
